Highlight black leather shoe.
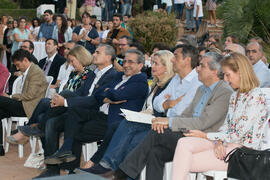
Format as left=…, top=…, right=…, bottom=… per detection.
left=18, top=125, right=44, bottom=137
left=113, top=168, right=128, bottom=180
left=0, top=145, right=5, bottom=156
left=79, top=163, right=112, bottom=175
left=32, top=168, right=60, bottom=179
left=44, top=150, right=76, bottom=165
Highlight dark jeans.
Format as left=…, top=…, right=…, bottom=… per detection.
left=60, top=109, right=109, bottom=171
left=195, top=17, right=202, bottom=32
left=174, top=3, right=185, bottom=19
left=102, top=120, right=151, bottom=170
left=0, top=96, right=26, bottom=144
left=119, top=129, right=184, bottom=180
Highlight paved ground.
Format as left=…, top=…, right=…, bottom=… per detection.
left=0, top=142, right=42, bottom=180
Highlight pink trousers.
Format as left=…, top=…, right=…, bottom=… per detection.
left=172, top=137, right=240, bottom=180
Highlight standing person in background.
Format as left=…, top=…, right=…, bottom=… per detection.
left=31, top=17, right=40, bottom=40
left=206, top=0, right=217, bottom=27
left=79, top=0, right=96, bottom=17
left=38, top=9, right=56, bottom=41
left=185, top=0, right=195, bottom=31
left=102, top=20, right=113, bottom=43
left=72, top=12, right=99, bottom=54
left=66, top=0, right=77, bottom=19
left=174, top=0, right=185, bottom=21
left=162, top=0, right=172, bottom=13
left=3, top=18, right=14, bottom=69
left=0, top=45, right=9, bottom=96
left=120, top=0, right=132, bottom=16
left=193, top=0, right=203, bottom=32
left=0, top=15, right=8, bottom=44
left=106, top=13, right=130, bottom=56
left=95, top=20, right=104, bottom=43
left=52, top=14, right=73, bottom=57
left=11, top=17, right=33, bottom=55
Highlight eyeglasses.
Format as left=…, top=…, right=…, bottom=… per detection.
left=122, top=59, right=138, bottom=64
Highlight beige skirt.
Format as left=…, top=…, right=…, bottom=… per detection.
left=206, top=0, right=216, bottom=11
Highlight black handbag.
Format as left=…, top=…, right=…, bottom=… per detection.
left=224, top=146, right=270, bottom=180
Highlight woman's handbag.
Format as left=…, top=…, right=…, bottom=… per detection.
left=224, top=146, right=270, bottom=180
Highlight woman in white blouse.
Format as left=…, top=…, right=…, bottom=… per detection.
left=171, top=52, right=268, bottom=180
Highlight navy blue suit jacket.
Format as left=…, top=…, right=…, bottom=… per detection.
left=38, top=54, right=66, bottom=84
left=96, top=72, right=149, bottom=124
left=66, top=67, right=117, bottom=109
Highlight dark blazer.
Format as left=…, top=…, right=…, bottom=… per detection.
left=38, top=53, right=66, bottom=84
left=66, top=66, right=117, bottom=108
left=97, top=72, right=149, bottom=124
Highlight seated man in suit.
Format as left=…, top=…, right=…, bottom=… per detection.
left=113, top=52, right=233, bottom=180
left=11, top=44, right=117, bottom=144
left=0, top=49, right=48, bottom=155
left=38, top=38, right=66, bottom=84
left=34, top=49, right=149, bottom=179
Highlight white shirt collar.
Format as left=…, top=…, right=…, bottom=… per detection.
left=94, top=64, right=113, bottom=77
left=23, top=63, right=32, bottom=77
left=46, top=52, right=57, bottom=63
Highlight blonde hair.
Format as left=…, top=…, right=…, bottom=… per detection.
left=152, top=50, right=175, bottom=88
left=68, top=45, right=93, bottom=67
left=196, top=20, right=208, bottom=39
left=221, top=52, right=259, bottom=93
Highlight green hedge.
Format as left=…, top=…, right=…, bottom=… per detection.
left=0, top=9, right=36, bottom=20
left=0, top=0, right=18, bottom=9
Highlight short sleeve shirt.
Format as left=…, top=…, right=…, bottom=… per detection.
left=73, top=25, right=99, bottom=54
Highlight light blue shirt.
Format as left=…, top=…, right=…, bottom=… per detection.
left=52, top=26, right=73, bottom=42
left=253, top=60, right=270, bottom=88
left=192, top=81, right=219, bottom=117
left=153, top=69, right=202, bottom=128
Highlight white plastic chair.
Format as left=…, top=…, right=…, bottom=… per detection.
left=82, top=142, right=98, bottom=162
left=140, top=162, right=198, bottom=180
left=29, top=76, right=54, bottom=154
left=3, top=75, right=29, bottom=158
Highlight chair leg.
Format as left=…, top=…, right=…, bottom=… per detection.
left=5, top=119, right=12, bottom=153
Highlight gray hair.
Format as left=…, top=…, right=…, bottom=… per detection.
left=247, top=41, right=263, bottom=52
left=98, top=44, right=115, bottom=61
left=203, top=52, right=224, bottom=79
left=125, top=49, right=145, bottom=64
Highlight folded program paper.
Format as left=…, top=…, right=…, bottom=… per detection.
left=120, top=108, right=155, bottom=124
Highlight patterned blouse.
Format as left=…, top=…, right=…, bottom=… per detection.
left=207, top=88, right=268, bottom=150
left=64, top=66, right=92, bottom=92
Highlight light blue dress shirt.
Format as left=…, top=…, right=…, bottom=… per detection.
left=153, top=69, right=202, bottom=127
left=192, top=81, right=219, bottom=117
left=253, top=60, right=270, bottom=88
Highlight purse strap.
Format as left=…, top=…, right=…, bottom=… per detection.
left=224, top=148, right=239, bottom=163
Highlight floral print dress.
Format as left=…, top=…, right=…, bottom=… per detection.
left=207, top=87, right=268, bottom=150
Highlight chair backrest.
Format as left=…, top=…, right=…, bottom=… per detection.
left=45, top=76, right=54, bottom=98
left=261, top=88, right=270, bottom=149
left=12, top=75, right=23, bottom=94
left=2, top=72, right=11, bottom=94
